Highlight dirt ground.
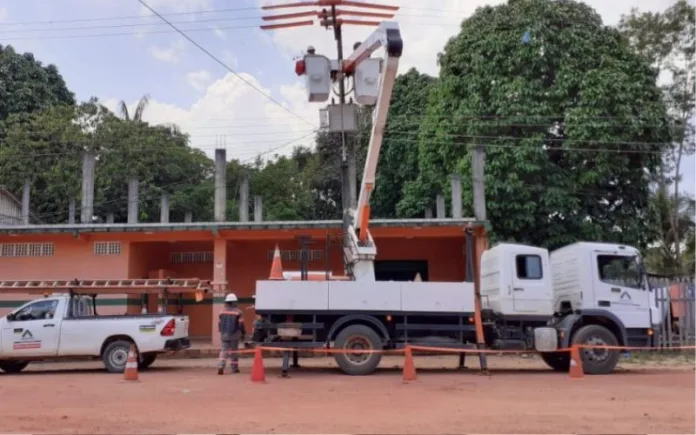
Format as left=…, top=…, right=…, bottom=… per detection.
left=0, top=354, right=693, bottom=434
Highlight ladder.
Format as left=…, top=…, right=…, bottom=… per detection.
left=0, top=278, right=211, bottom=295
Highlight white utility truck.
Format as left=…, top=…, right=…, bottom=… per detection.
left=0, top=293, right=191, bottom=374
left=248, top=18, right=661, bottom=376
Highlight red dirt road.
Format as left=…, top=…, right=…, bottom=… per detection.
left=0, top=356, right=693, bottom=434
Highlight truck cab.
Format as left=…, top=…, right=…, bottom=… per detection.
left=481, top=242, right=659, bottom=334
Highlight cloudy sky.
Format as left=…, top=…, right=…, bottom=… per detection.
left=1, top=0, right=693, bottom=195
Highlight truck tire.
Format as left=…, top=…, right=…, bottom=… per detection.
left=138, top=354, right=157, bottom=370
left=571, top=324, right=620, bottom=375
left=0, top=361, right=29, bottom=374
left=102, top=340, right=134, bottom=374
left=333, top=324, right=383, bottom=376
left=540, top=352, right=570, bottom=371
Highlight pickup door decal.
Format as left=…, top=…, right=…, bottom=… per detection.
left=12, top=329, right=42, bottom=350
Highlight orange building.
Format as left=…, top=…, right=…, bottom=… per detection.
left=0, top=218, right=480, bottom=345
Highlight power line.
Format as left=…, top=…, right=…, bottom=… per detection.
left=135, top=0, right=315, bottom=128
left=0, top=6, right=462, bottom=27
left=0, top=12, right=461, bottom=35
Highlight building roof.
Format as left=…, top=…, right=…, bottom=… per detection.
left=0, top=218, right=485, bottom=235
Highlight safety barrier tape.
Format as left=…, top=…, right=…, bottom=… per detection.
left=224, top=343, right=695, bottom=355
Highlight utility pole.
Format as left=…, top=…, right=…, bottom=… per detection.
left=260, top=0, right=398, bottom=220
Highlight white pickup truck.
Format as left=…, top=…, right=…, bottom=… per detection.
left=0, top=293, right=190, bottom=374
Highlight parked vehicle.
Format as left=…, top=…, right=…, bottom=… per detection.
left=0, top=293, right=190, bottom=374
left=252, top=242, right=660, bottom=376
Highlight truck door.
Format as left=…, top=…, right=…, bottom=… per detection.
left=1, top=299, right=61, bottom=357
left=593, top=252, right=650, bottom=328
left=510, top=251, right=548, bottom=313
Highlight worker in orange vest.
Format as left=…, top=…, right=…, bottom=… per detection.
left=217, top=293, right=245, bottom=375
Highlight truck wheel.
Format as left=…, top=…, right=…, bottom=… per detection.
left=333, top=324, right=383, bottom=376
left=0, top=361, right=29, bottom=374
left=102, top=340, right=134, bottom=373
left=138, top=354, right=157, bottom=370
left=540, top=352, right=570, bottom=371
left=571, top=324, right=620, bottom=375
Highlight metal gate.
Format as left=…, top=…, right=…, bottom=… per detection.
left=648, top=275, right=695, bottom=348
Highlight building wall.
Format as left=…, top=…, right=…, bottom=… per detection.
left=0, top=231, right=467, bottom=340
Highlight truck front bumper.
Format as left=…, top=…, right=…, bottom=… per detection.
left=164, top=338, right=191, bottom=351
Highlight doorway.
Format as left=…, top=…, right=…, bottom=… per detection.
left=374, top=260, right=428, bottom=281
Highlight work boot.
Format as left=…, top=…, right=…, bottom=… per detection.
left=231, top=367, right=240, bottom=374
left=217, top=367, right=224, bottom=375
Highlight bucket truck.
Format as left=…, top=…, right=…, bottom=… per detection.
left=250, top=21, right=661, bottom=376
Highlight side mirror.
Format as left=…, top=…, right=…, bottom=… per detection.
left=6, top=313, right=15, bottom=321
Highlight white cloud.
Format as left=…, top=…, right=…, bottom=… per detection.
left=148, top=39, right=186, bottom=63
left=0, top=8, right=8, bottom=22
left=213, top=27, right=226, bottom=40
left=102, top=72, right=318, bottom=163
left=185, top=69, right=213, bottom=92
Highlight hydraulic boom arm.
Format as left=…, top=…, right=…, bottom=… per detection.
left=343, top=21, right=402, bottom=281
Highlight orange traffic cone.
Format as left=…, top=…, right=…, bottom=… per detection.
left=569, top=345, right=584, bottom=380
left=269, top=244, right=284, bottom=280
left=250, top=347, right=266, bottom=383
left=123, top=344, right=139, bottom=382
left=402, top=346, right=417, bottom=382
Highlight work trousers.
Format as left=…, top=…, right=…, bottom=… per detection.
left=218, top=339, right=239, bottom=371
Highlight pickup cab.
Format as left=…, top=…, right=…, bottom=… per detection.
left=0, top=293, right=190, bottom=374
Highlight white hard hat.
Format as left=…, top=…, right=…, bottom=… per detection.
left=225, top=293, right=238, bottom=303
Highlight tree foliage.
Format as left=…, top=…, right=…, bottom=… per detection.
left=400, top=0, right=669, bottom=250
left=620, top=0, right=695, bottom=275
left=0, top=45, right=75, bottom=123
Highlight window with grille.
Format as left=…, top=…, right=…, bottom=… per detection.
left=0, top=243, right=55, bottom=257
left=94, top=241, right=121, bottom=256
left=267, top=249, right=323, bottom=262
left=170, top=251, right=213, bottom=264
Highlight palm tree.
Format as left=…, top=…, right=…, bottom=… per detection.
left=118, top=94, right=150, bottom=122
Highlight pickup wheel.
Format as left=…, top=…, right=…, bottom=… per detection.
left=540, top=352, right=570, bottom=371
left=102, top=340, right=134, bottom=373
left=571, top=324, right=620, bottom=375
left=333, top=324, right=383, bottom=376
left=0, top=361, right=29, bottom=374
left=138, top=354, right=157, bottom=370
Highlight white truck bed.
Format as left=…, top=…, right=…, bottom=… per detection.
left=255, top=280, right=476, bottom=313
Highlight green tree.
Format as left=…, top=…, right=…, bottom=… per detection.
left=0, top=45, right=75, bottom=122
left=400, top=0, right=669, bottom=250
left=0, top=102, right=99, bottom=223
left=118, top=94, right=151, bottom=122
left=370, top=68, right=436, bottom=218
left=619, top=0, right=695, bottom=271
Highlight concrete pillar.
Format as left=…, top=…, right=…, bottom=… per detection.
left=425, top=207, right=433, bottom=219
left=253, top=195, right=263, bottom=222
left=473, top=145, right=487, bottom=221
left=436, top=194, right=446, bottom=219
left=214, top=149, right=227, bottom=222
left=239, top=176, right=249, bottom=222
left=81, top=151, right=96, bottom=224
left=106, top=213, right=115, bottom=224
left=160, top=194, right=170, bottom=223
left=451, top=174, right=462, bottom=219
left=127, top=177, right=139, bottom=224
left=211, top=238, right=228, bottom=347
left=184, top=211, right=193, bottom=223
left=21, top=179, right=30, bottom=225
left=68, top=199, right=76, bottom=224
